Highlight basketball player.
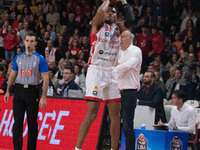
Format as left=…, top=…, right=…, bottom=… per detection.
left=75, top=0, right=134, bottom=150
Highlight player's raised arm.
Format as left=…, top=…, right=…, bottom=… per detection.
left=118, top=0, right=135, bottom=32
left=91, top=0, right=110, bottom=34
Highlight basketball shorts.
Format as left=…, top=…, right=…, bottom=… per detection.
left=84, top=65, right=121, bottom=102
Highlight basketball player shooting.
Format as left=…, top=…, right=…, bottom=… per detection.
left=75, top=0, right=134, bottom=150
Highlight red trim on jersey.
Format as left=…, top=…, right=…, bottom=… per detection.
left=104, top=98, right=121, bottom=103
left=88, top=24, right=104, bottom=65
left=84, top=96, right=102, bottom=102
left=90, top=23, right=104, bottom=36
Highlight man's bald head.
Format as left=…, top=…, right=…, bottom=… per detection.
left=121, top=30, right=133, bottom=50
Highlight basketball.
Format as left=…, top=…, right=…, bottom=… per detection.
left=102, top=0, right=118, bottom=4
left=110, top=0, right=118, bottom=4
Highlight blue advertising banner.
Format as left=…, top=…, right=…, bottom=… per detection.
left=121, top=129, right=188, bottom=150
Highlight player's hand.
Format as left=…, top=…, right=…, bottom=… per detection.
left=40, top=98, right=47, bottom=109
left=4, top=91, right=10, bottom=103
left=158, top=120, right=164, bottom=125
left=173, top=125, right=177, bottom=130
left=57, top=88, right=62, bottom=94
left=137, top=99, right=139, bottom=105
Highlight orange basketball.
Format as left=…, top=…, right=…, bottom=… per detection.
left=110, top=0, right=118, bottom=4
left=102, top=0, right=118, bottom=4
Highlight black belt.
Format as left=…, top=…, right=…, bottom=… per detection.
left=15, top=83, right=39, bottom=89
left=120, top=89, right=137, bottom=92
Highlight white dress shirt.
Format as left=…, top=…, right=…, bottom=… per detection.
left=115, top=44, right=142, bottom=90
left=169, top=103, right=196, bottom=134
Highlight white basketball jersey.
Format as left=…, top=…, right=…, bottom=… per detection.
left=88, top=23, right=121, bottom=67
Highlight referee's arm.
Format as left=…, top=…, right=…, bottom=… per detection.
left=40, top=72, right=49, bottom=109
left=4, top=70, right=18, bottom=103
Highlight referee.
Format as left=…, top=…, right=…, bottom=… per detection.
left=4, top=33, right=49, bottom=150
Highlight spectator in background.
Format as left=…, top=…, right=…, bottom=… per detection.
left=12, top=14, right=22, bottom=31
left=172, top=33, right=183, bottom=56
left=21, top=6, right=31, bottom=22
left=46, top=4, right=60, bottom=26
left=49, top=68, right=60, bottom=92
left=137, top=71, right=167, bottom=123
left=57, top=66, right=79, bottom=97
left=163, top=35, right=173, bottom=64
left=142, top=7, right=152, bottom=27
left=29, top=0, right=38, bottom=15
left=168, top=0, right=182, bottom=25
left=60, top=25, right=71, bottom=45
left=0, top=34, right=4, bottom=59
left=35, top=14, right=47, bottom=34
left=0, top=64, right=5, bottom=87
left=55, top=60, right=72, bottom=80
left=67, top=13, right=77, bottom=35
left=74, top=64, right=86, bottom=91
left=78, top=51, right=86, bottom=66
left=68, top=39, right=80, bottom=56
left=52, top=18, right=62, bottom=37
left=168, top=23, right=178, bottom=42
left=154, top=70, right=166, bottom=95
left=46, top=24, right=56, bottom=42
left=177, top=52, right=198, bottom=99
left=135, top=24, right=152, bottom=66
left=17, top=0, right=26, bottom=12
left=68, top=28, right=81, bottom=46
left=151, top=0, right=168, bottom=26
left=1, top=62, right=15, bottom=94
left=45, top=40, right=56, bottom=64
left=80, top=36, right=90, bottom=62
left=29, top=14, right=36, bottom=32
left=64, top=50, right=71, bottom=62
left=149, top=26, right=164, bottom=60
left=180, top=8, right=197, bottom=32
left=182, top=19, right=195, bottom=38
left=166, top=68, right=186, bottom=100
left=15, top=46, right=22, bottom=55
left=19, top=21, right=33, bottom=51
left=40, top=68, right=59, bottom=96
left=0, top=24, right=18, bottom=61
left=70, top=55, right=78, bottom=67
left=55, top=35, right=68, bottom=62
left=165, top=53, right=179, bottom=71
left=60, top=10, right=68, bottom=25
left=150, top=54, right=163, bottom=72
left=183, top=30, right=196, bottom=53
left=37, top=31, right=50, bottom=56
left=41, top=0, right=50, bottom=14
left=9, top=2, right=20, bottom=21
left=36, top=4, right=44, bottom=17
left=74, top=5, right=86, bottom=29
left=196, top=81, right=200, bottom=101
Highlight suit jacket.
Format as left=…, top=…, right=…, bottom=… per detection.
left=138, top=83, right=167, bottom=123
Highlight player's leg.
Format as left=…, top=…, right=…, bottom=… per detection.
left=121, top=90, right=137, bottom=150
left=26, top=88, right=40, bottom=150
left=76, top=101, right=101, bottom=149
left=13, top=95, right=26, bottom=150
left=107, top=102, right=121, bottom=150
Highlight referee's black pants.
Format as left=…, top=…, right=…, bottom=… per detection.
left=13, top=84, right=40, bottom=150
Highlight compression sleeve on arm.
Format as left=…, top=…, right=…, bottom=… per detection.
left=123, top=4, right=134, bottom=28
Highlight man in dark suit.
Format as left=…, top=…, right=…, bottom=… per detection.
left=137, top=71, right=167, bottom=123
